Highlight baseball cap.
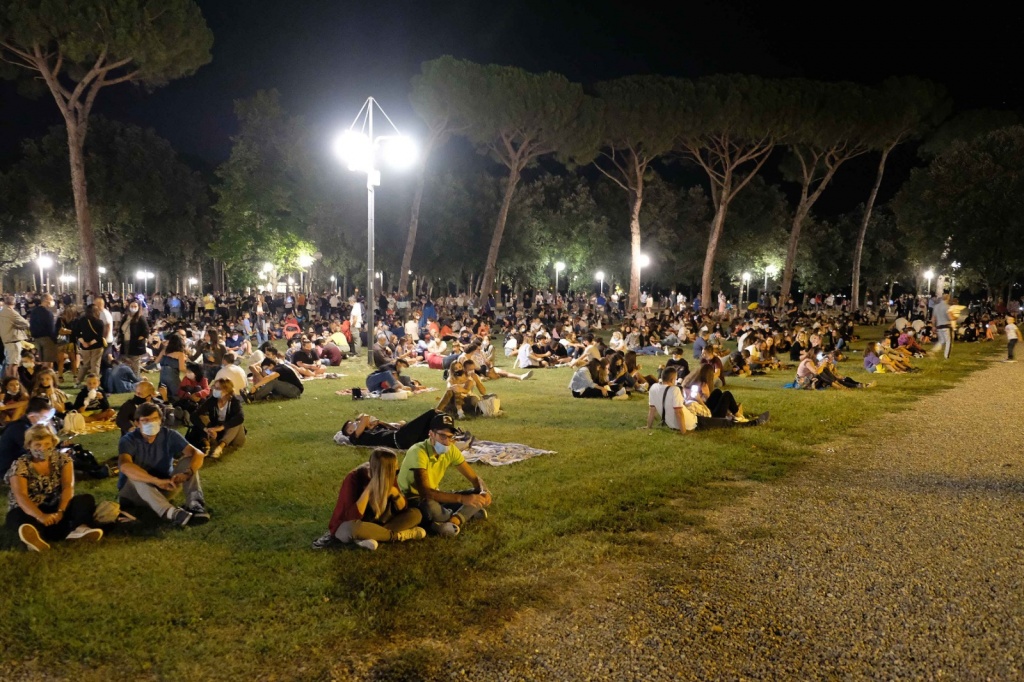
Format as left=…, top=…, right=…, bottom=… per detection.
left=430, top=413, right=456, bottom=434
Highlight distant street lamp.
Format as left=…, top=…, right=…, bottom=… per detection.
left=135, top=269, right=155, bottom=295
left=36, top=255, right=53, bottom=293
left=742, top=271, right=752, bottom=305
left=950, top=261, right=961, bottom=296
left=595, top=270, right=605, bottom=297
left=554, top=261, right=566, bottom=293
left=924, top=268, right=935, bottom=296
left=334, top=97, right=417, bottom=366
left=764, top=263, right=779, bottom=292
left=298, top=253, right=314, bottom=293
left=98, top=266, right=107, bottom=293
left=188, top=277, right=198, bottom=288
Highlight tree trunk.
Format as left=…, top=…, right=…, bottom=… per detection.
left=779, top=205, right=810, bottom=307
left=700, top=191, right=731, bottom=311
left=851, top=145, right=892, bottom=311
left=66, top=124, right=100, bottom=293
left=627, top=183, right=643, bottom=311
left=399, top=160, right=428, bottom=295
left=478, top=168, right=521, bottom=304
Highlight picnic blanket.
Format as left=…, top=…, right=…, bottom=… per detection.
left=64, top=419, right=119, bottom=436
left=301, top=372, right=345, bottom=382
left=332, top=432, right=554, bottom=467
left=334, top=386, right=438, bottom=397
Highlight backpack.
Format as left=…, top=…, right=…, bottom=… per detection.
left=62, top=411, right=87, bottom=435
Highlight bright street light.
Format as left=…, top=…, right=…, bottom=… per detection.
left=188, top=277, right=198, bottom=286
left=262, top=262, right=274, bottom=273
left=298, top=254, right=314, bottom=268
left=924, top=268, right=935, bottom=295
left=135, top=269, right=154, bottom=295
left=554, top=261, right=566, bottom=293
left=36, top=255, right=53, bottom=269
left=595, top=270, right=605, bottom=297
left=638, top=254, right=651, bottom=269
left=97, top=266, right=107, bottom=275
left=334, top=96, right=417, bottom=366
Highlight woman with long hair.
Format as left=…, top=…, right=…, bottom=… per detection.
left=74, top=304, right=105, bottom=384
left=31, top=369, right=69, bottom=417
left=187, top=378, right=246, bottom=459
left=315, top=449, right=426, bottom=551
left=118, top=299, right=151, bottom=376
left=154, top=332, right=188, bottom=400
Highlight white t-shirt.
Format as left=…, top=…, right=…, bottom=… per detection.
left=404, top=319, right=419, bottom=341
left=517, top=342, right=535, bottom=368
left=100, top=308, right=114, bottom=343
left=215, top=364, right=250, bottom=393
left=1006, top=323, right=1020, bottom=341
left=649, top=382, right=696, bottom=432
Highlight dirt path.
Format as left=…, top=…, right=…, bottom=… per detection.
left=400, top=357, right=1024, bottom=681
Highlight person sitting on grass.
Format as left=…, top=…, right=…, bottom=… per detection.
left=5, top=423, right=103, bottom=551
left=71, top=372, right=116, bottom=422
left=516, top=334, right=551, bottom=369
left=17, top=349, right=39, bottom=395
left=0, top=376, right=29, bottom=427
left=570, top=358, right=628, bottom=399
left=214, top=351, right=250, bottom=399
left=813, top=352, right=873, bottom=390
left=291, top=337, right=327, bottom=377
left=116, top=380, right=164, bottom=435
left=252, top=357, right=304, bottom=400
left=117, top=403, right=209, bottom=527
left=462, top=341, right=532, bottom=381
left=863, top=342, right=902, bottom=374
left=312, top=448, right=427, bottom=551
left=436, top=360, right=487, bottom=418
left=397, top=413, right=491, bottom=537
left=186, top=378, right=246, bottom=460
left=879, top=338, right=915, bottom=372
left=691, top=364, right=758, bottom=421
left=32, top=369, right=70, bottom=418
left=645, top=366, right=695, bottom=434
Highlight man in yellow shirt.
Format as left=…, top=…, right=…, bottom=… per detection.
left=397, top=413, right=490, bottom=537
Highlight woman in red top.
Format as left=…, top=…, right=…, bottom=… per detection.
left=313, top=449, right=425, bottom=551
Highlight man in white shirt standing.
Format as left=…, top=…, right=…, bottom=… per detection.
left=645, top=367, right=696, bottom=434
left=349, top=299, right=363, bottom=350
left=94, top=296, right=115, bottom=361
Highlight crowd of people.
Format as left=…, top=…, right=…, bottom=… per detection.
left=0, top=283, right=1019, bottom=552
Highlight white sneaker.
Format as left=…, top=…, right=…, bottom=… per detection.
left=393, top=527, right=427, bottom=542
left=19, top=524, right=49, bottom=552
left=612, top=391, right=629, bottom=400
left=355, top=539, right=378, bottom=551
left=66, top=525, right=103, bottom=542
left=521, top=370, right=533, bottom=380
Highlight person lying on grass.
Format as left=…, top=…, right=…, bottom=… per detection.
left=339, top=409, right=472, bottom=450
left=6, top=423, right=102, bottom=552
left=397, top=413, right=491, bottom=537
left=117, top=403, right=210, bottom=527
left=312, top=448, right=426, bottom=551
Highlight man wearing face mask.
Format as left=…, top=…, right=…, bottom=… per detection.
left=396, top=413, right=491, bottom=537
left=0, top=397, right=56, bottom=478
left=117, top=403, right=209, bottom=526
left=118, top=300, right=151, bottom=376
left=116, top=380, right=163, bottom=435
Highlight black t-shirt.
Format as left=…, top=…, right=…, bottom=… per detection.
left=274, top=364, right=304, bottom=393
left=666, top=357, right=690, bottom=376
left=351, top=425, right=398, bottom=448
left=292, top=349, right=318, bottom=366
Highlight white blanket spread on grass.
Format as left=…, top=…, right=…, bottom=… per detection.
left=332, top=433, right=554, bottom=467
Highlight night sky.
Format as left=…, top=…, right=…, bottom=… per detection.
left=2, top=0, right=1021, bottom=211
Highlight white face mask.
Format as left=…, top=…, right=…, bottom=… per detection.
left=212, top=389, right=222, bottom=399
left=139, top=422, right=161, bottom=437
left=29, top=445, right=51, bottom=462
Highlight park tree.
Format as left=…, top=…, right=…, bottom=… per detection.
left=0, top=0, right=213, bottom=292
left=402, top=57, right=473, bottom=295
left=849, top=77, right=947, bottom=310
left=777, top=81, right=873, bottom=305
left=7, top=117, right=209, bottom=289
left=213, top=91, right=319, bottom=289
left=894, top=126, right=1024, bottom=302
left=676, top=75, right=796, bottom=310
left=917, top=109, right=1019, bottom=159
left=424, top=57, right=597, bottom=303
left=591, top=76, right=682, bottom=310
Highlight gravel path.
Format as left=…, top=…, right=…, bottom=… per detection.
left=396, top=357, right=1024, bottom=681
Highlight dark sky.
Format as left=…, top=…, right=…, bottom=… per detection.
left=2, top=1, right=1022, bottom=189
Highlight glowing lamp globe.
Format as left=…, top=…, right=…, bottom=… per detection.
left=334, top=130, right=374, bottom=172
left=383, top=135, right=417, bottom=169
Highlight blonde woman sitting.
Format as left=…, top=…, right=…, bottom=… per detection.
left=313, top=449, right=426, bottom=551
left=436, top=360, right=487, bottom=418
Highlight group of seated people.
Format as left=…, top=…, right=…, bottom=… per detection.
left=0, top=367, right=115, bottom=432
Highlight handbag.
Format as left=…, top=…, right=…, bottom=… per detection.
left=478, top=394, right=501, bottom=417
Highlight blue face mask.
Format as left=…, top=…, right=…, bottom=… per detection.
left=432, top=439, right=448, bottom=455
left=212, top=389, right=222, bottom=399
left=140, top=422, right=161, bottom=437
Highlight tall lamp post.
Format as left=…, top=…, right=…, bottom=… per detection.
left=924, top=268, right=935, bottom=297
left=334, top=97, right=417, bottom=366
left=554, top=261, right=565, bottom=294
left=98, top=266, right=107, bottom=293
left=298, top=253, right=314, bottom=293
left=135, top=270, right=154, bottom=295
left=950, top=261, right=960, bottom=297
left=595, top=270, right=605, bottom=297
left=36, top=255, right=53, bottom=293
left=742, top=272, right=751, bottom=306
left=764, top=263, right=778, bottom=300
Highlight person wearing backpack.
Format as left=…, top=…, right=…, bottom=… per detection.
left=645, top=366, right=696, bottom=434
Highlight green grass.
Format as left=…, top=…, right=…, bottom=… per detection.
left=0, top=332, right=1001, bottom=680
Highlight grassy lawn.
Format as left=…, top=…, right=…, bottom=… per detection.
left=0, top=330, right=1000, bottom=680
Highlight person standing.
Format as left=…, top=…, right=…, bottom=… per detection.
left=74, top=304, right=106, bottom=385
left=931, top=294, right=952, bottom=360
left=1004, top=316, right=1020, bottom=362
left=118, top=300, right=150, bottom=376
left=0, top=295, right=30, bottom=379
left=28, top=294, right=59, bottom=370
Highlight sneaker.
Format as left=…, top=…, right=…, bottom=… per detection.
left=210, top=444, right=225, bottom=460
left=18, top=524, right=49, bottom=552
left=755, top=411, right=770, bottom=425
left=311, top=531, right=339, bottom=549
left=434, top=521, right=461, bottom=538
left=168, top=507, right=193, bottom=527
left=66, top=525, right=103, bottom=542
left=521, top=370, right=533, bottom=380
left=392, top=527, right=427, bottom=542
left=472, top=508, right=488, bottom=522
left=612, top=391, right=629, bottom=400
left=355, top=539, right=379, bottom=551
left=184, top=503, right=211, bottom=525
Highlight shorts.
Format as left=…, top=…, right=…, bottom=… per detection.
left=35, top=337, right=58, bottom=364
left=4, top=341, right=23, bottom=367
